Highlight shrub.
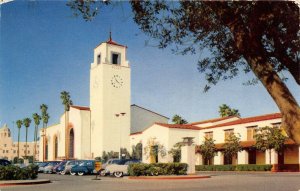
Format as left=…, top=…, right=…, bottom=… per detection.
left=0, top=164, right=38, bottom=180
left=196, top=164, right=273, bottom=171
left=128, top=163, right=187, bottom=176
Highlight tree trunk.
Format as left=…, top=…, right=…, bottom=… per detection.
left=269, top=149, right=272, bottom=165
left=231, top=26, right=300, bottom=145
left=25, top=127, right=28, bottom=158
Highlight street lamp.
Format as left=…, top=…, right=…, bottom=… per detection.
left=115, top=112, right=126, bottom=159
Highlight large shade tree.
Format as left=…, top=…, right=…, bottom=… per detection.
left=67, top=1, right=300, bottom=144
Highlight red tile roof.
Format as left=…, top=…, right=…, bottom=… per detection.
left=155, top=123, right=201, bottom=130
left=201, top=113, right=281, bottom=130
left=70, top=105, right=90, bottom=111
left=189, top=116, right=239, bottom=125
left=106, top=39, right=127, bottom=48
left=130, top=132, right=142, bottom=136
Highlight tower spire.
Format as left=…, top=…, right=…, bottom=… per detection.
left=109, top=30, right=112, bottom=41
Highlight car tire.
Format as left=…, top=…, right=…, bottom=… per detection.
left=70, top=172, right=76, bottom=176
left=78, top=172, right=84, bottom=176
left=113, top=171, right=123, bottom=178
left=61, top=171, right=66, bottom=175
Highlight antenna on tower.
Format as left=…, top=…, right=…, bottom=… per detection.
left=109, top=27, right=112, bottom=41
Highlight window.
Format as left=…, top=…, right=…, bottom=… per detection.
left=6, top=150, right=8, bottom=153
left=28, top=151, right=30, bottom=154
left=97, top=54, right=101, bottom=64
left=4, top=144, right=7, bottom=147
left=247, top=126, right=257, bottom=141
left=112, top=53, right=120, bottom=64
left=224, top=129, right=234, bottom=141
left=2, top=150, right=5, bottom=153
left=204, top=131, right=213, bottom=139
left=13, top=150, right=16, bottom=154
left=272, top=122, right=281, bottom=129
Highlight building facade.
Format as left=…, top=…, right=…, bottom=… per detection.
left=131, top=113, right=300, bottom=171
left=0, top=124, right=39, bottom=161
left=38, top=37, right=168, bottom=162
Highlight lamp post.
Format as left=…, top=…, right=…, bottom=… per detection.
left=115, top=112, right=126, bottom=159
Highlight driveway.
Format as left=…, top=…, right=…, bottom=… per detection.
left=0, top=172, right=299, bottom=191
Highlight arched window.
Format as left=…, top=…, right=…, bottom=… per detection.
left=69, top=129, right=74, bottom=158
left=54, top=136, right=58, bottom=159
left=45, top=138, right=48, bottom=161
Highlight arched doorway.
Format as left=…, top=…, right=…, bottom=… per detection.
left=69, top=129, right=74, bottom=158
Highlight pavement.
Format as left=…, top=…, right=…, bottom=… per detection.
left=0, top=172, right=299, bottom=191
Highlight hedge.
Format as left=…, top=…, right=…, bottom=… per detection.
left=0, top=164, right=39, bottom=180
left=196, top=164, right=272, bottom=171
left=128, top=163, right=188, bottom=176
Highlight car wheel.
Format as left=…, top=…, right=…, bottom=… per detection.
left=113, top=171, right=123, bottom=178
left=78, top=172, right=84, bottom=176
left=60, top=171, right=66, bottom=175
left=70, top=172, right=76, bottom=176
left=100, top=170, right=106, bottom=176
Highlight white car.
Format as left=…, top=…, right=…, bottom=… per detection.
left=104, top=159, right=140, bottom=177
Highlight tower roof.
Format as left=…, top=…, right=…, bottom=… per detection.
left=95, top=32, right=127, bottom=49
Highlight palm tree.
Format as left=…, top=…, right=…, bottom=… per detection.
left=40, top=104, right=49, bottom=162
left=16, top=120, right=23, bottom=159
left=32, top=113, right=41, bottom=161
left=60, top=91, right=73, bottom=159
left=172, top=114, right=188, bottom=124
left=23, top=118, right=31, bottom=158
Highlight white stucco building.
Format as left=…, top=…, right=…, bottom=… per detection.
left=131, top=113, right=300, bottom=171
left=39, top=37, right=168, bottom=162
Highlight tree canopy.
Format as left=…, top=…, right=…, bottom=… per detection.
left=172, top=114, right=188, bottom=124
left=219, top=104, right=240, bottom=117
left=67, top=1, right=300, bottom=144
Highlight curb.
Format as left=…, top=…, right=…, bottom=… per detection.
left=0, top=179, right=51, bottom=186
left=128, top=175, right=211, bottom=180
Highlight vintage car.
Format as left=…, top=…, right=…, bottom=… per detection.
left=104, top=159, right=141, bottom=177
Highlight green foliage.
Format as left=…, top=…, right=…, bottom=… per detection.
left=218, top=104, right=240, bottom=117
left=144, top=138, right=166, bottom=160
left=40, top=104, right=50, bottom=127
left=13, top=157, right=24, bottom=164
left=60, top=91, right=73, bottom=111
left=0, top=164, right=38, bottom=180
left=196, top=165, right=272, bottom=171
left=128, top=163, right=188, bottom=176
left=120, top=148, right=131, bottom=159
left=222, top=133, right=242, bottom=164
left=172, top=114, right=188, bottom=124
left=168, top=142, right=184, bottom=162
left=16, top=120, right=23, bottom=129
left=254, top=126, right=287, bottom=153
left=131, top=143, right=143, bottom=160
left=199, top=138, right=216, bottom=165
left=101, top=151, right=119, bottom=162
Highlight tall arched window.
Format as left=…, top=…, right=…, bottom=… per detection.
left=54, top=136, right=58, bottom=159
left=69, top=129, right=74, bottom=158
left=45, top=138, right=48, bottom=161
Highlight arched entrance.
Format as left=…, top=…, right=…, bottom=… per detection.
left=69, top=129, right=74, bottom=158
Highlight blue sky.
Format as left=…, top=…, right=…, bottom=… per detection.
left=0, top=1, right=299, bottom=142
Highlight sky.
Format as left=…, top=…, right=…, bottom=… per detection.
left=0, top=1, right=299, bottom=142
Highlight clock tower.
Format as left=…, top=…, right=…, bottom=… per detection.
left=90, top=35, right=130, bottom=158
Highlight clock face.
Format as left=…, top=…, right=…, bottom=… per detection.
left=111, top=75, right=123, bottom=88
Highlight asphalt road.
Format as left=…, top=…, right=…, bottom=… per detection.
left=1, top=172, right=300, bottom=191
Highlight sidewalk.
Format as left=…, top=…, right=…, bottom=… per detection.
left=0, top=179, right=51, bottom=186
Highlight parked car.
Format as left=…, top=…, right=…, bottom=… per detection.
left=99, top=158, right=121, bottom=176
left=70, top=160, right=95, bottom=176
left=0, top=159, right=11, bottom=166
left=60, top=160, right=83, bottom=175
left=104, top=159, right=141, bottom=177
left=38, top=162, right=50, bottom=172
left=43, top=161, right=61, bottom=174
left=53, top=161, right=67, bottom=174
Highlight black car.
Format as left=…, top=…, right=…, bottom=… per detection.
left=0, top=159, right=11, bottom=166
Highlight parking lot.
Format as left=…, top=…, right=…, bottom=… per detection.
left=1, top=172, right=300, bottom=191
